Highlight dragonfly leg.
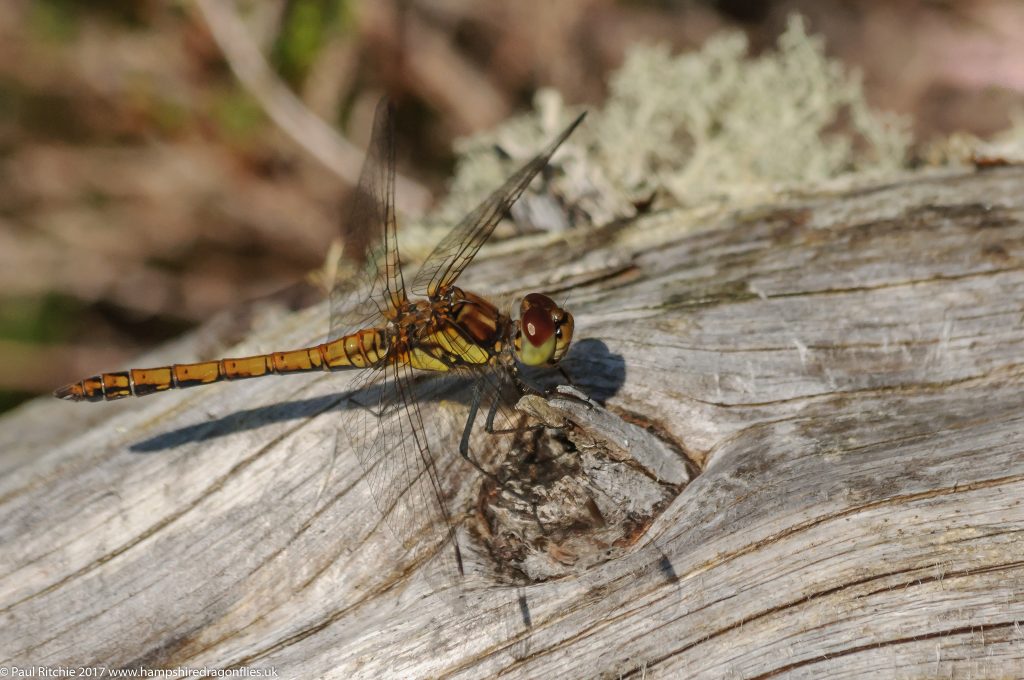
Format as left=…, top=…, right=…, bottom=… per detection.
left=460, top=388, right=536, bottom=505
left=507, top=364, right=545, bottom=398
left=459, top=387, right=502, bottom=481
left=479, top=392, right=551, bottom=535
left=484, top=393, right=545, bottom=438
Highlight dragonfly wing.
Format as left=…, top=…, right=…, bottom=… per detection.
left=325, top=99, right=466, bottom=592
left=410, top=112, right=586, bottom=299
left=328, top=98, right=407, bottom=343
left=338, top=356, right=462, bottom=576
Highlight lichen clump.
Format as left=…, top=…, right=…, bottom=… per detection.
left=428, top=14, right=911, bottom=235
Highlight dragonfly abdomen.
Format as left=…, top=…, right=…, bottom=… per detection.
left=54, top=329, right=389, bottom=402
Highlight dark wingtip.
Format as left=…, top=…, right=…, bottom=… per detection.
left=559, top=110, right=588, bottom=143
left=454, top=542, right=465, bottom=577
left=542, top=110, right=588, bottom=156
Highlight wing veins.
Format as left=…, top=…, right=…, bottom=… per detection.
left=412, top=111, right=586, bottom=298
left=328, top=99, right=405, bottom=342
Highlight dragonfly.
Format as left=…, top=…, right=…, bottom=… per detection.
left=55, top=99, right=586, bottom=575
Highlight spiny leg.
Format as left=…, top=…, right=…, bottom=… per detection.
left=508, top=361, right=575, bottom=399
left=459, top=386, right=502, bottom=481
left=459, top=386, right=538, bottom=506
left=484, top=387, right=545, bottom=438
left=479, top=385, right=553, bottom=535
left=519, top=362, right=595, bottom=410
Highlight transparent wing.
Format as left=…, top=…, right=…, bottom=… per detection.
left=410, top=111, right=586, bottom=299
left=336, top=355, right=463, bottom=577
left=327, top=97, right=407, bottom=343
left=326, top=99, right=460, bottom=576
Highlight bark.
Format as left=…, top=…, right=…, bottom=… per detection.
left=2, top=165, right=1023, bottom=678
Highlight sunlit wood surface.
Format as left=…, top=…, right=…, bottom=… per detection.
left=3, top=165, right=1023, bottom=678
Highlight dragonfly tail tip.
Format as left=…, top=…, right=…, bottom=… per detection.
left=53, top=384, right=82, bottom=401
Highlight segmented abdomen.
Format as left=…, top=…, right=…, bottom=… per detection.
left=54, top=329, right=387, bottom=402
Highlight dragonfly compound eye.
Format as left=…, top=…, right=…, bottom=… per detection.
left=551, top=308, right=574, bottom=363
left=518, top=306, right=557, bottom=366
left=516, top=293, right=574, bottom=365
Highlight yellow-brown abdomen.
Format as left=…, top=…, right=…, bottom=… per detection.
left=54, top=329, right=389, bottom=402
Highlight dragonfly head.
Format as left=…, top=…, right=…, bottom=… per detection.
left=514, top=293, right=574, bottom=366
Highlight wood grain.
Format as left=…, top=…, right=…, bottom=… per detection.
left=2, top=165, right=1023, bottom=678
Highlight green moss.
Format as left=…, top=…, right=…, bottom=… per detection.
left=29, top=0, right=154, bottom=39
left=270, top=0, right=351, bottom=87
left=29, top=0, right=79, bottom=42
left=148, top=95, right=190, bottom=136
left=210, top=87, right=265, bottom=144
left=124, top=75, right=190, bottom=136
left=0, top=294, right=81, bottom=344
left=0, top=293, right=83, bottom=413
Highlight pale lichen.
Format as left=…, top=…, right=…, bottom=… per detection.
left=925, top=107, right=1024, bottom=167
left=423, top=14, right=912, bottom=240
left=599, top=15, right=910, bottom=206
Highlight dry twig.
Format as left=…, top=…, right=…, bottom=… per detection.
left=193, top=0, right=431, bottom=214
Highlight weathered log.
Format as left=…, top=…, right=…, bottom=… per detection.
left=2, top=165, right=1023, bottom=678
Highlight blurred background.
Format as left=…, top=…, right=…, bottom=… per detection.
left=1, top=0, right=1023, bottom=413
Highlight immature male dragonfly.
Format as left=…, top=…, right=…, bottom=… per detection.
left=56, top=99, right=585, bottom=572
